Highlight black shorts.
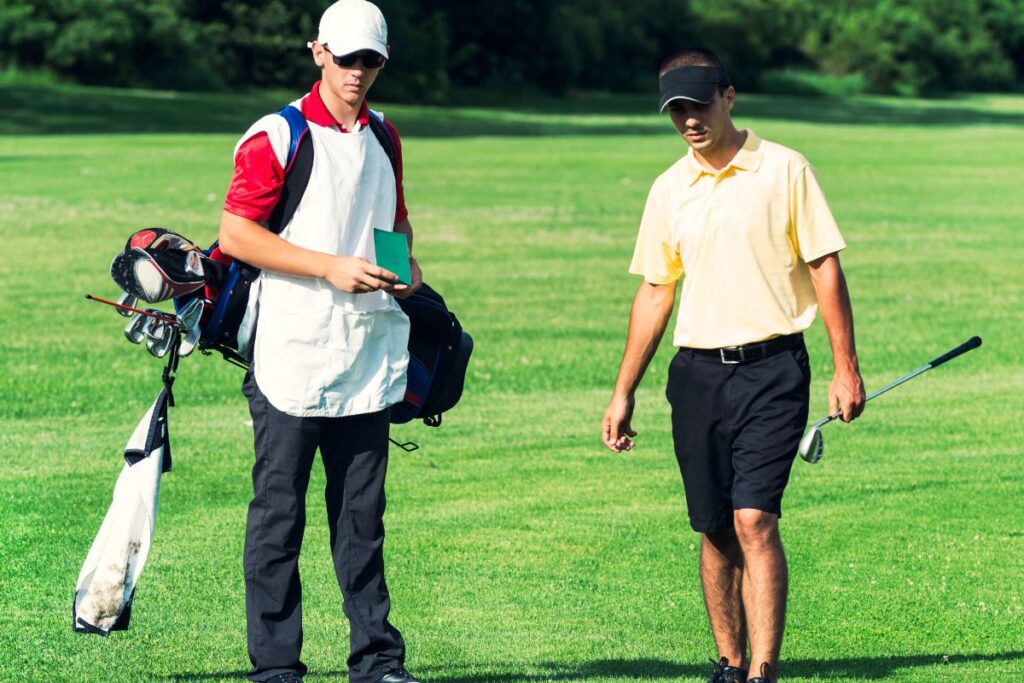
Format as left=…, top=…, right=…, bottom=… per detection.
left=665, top=337, right=811, bottom=533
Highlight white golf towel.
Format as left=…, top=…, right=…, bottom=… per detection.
left=73, top=388, right=171, bottom=635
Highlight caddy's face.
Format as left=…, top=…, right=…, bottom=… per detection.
left=312, top=42, right=386, bottom=109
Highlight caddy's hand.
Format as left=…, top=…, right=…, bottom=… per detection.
left=393, top=257, right=423, bottom=299
left=324, top=256, right=398, bottom=294
left=829, top=367, right=866, bottom=423
left=602, top=395, right=637, bottom=452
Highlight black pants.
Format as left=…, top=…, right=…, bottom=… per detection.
left=243, top=372, right=405, bottom=682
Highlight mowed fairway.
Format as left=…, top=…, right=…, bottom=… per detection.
left=1, top=84, right=1022, bottom=682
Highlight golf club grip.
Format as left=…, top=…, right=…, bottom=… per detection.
left=927, top=336, right=982, bottom=369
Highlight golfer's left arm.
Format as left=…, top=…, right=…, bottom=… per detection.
left=808, top=252, right=866, bottom=422
left=393, top=218, right=422, bottom=299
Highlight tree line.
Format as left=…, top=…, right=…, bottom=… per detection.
left=2, top=0, right=1022, bottom=99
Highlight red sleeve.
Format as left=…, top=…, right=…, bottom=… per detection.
left=384, top=119, right=409, bottom=224
left=223, top=132, right=285, bottom=223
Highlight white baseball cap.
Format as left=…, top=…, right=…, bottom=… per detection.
left=313, top=0, right=388, bottom=58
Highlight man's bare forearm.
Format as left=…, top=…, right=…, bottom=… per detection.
left=218, top=210, right=330, bottom=279
left=612, top=281, right=677, bottom=398
left=809, top=252, right=865, bottom=420
left=808, top=253, right=858, bottom=371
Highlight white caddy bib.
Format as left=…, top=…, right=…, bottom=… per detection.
left=237, top=101, right=410, bottom=417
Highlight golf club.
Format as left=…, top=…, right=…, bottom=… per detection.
left=176, top=298, right=205, bottom=357
left=115, top=291, right=139, bottom=318
left=86, top=294, right=178, bottom=325
left=143, top=315, right=174, bottom=358
left=799, top=336, right=982, bottom=464
left=124, top=313, right=147, bottom=344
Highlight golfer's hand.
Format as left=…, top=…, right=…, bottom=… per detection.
left=830, top=368, right=866, bottom=423
left=392, top=257, right=423, bottom=300
left=324, top=256, right=398, bottom=294
left=602, top=395, right=637, bottom=452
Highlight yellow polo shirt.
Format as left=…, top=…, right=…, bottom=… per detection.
left=630, top=130, right=846, bottom=349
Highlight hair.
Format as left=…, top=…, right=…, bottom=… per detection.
left=659, top=47, right=725, bottom=75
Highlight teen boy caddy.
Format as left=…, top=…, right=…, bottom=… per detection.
left=218, top=1, right=425, bottom=682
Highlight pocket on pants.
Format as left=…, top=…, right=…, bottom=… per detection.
left=666, top=352, right=689, bottom=404
left=783, top=346, right=811, bottom=386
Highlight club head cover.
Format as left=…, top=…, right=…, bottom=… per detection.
left=124, top=227, right=201, bottom=252
left=110, top=248, right=208, bottom=303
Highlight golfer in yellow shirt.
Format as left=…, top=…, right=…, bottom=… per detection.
left=602, top=47, right=866, bottom=683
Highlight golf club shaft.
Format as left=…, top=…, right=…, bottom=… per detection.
left=85, top=294, right=178, bottom=325
left=823, top=336, right=983, bottom=422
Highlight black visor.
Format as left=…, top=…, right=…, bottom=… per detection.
left=658, top=66, right=731, bottom=111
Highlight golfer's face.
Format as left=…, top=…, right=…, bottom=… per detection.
left=668, top=87, right=734, bottom=153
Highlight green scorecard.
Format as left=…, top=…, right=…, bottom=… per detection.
left=373, top=228, right=412, bottom=285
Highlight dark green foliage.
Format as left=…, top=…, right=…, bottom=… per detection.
left=0, top=0, right=1021, bottom=97
left=807, top=0, right=1018, bottom=95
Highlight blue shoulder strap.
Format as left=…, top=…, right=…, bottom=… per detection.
left=276, top=105, right=309, bottom=170
left=267, top=105, right=314, bottom=233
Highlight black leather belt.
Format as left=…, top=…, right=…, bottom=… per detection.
left=681, top=333, right=803, bottom=364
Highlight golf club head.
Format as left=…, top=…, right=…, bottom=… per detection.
left=151, top=332, right=177, bottom=358
left=798, top=426, right=824, bottom=464
left=116, top=291, right=138, bottom=317
left=176, top=298, right=205, bottom=357
left=141, top=314, right=165, bottom=340
left=144, top=317, right=173, bottom=358
left=123, top=313, right=147, bottom=344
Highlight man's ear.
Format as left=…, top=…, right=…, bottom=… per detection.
left=310, top=41, right=326, bottom=68
left=723, top=85, right=736, bottom=112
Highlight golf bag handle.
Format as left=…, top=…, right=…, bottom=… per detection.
left=928, top=336, right=982, bottom=369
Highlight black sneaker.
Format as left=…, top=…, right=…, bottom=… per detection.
left=377, top=668, right=422, bottom=683
left=264, top=674, right=303, bottom=683
left=708, top=657, right=747, bottom=683
left=746, top=662, right=775, bottom=683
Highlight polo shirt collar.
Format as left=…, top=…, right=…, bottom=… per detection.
left=682, top=129, right=764, bottom=185
left=303, top=80, right=371, bottom=132
left=730, top=130, right=764, bottom=172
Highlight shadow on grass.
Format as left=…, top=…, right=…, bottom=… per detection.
left=4, top=84, right=1024, bottom=138
left=163, top=651, right=1024, bottom=681
left=425, top=652, right=1024, bottom=681
left=161, top=673, right=345, bottom=682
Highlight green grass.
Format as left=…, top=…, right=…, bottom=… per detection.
left=1, top=82, right=1022, bottom=682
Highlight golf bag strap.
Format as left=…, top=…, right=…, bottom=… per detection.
left=161, top=334, right=181, bottom=407
left=267, top=105, right=312, bottom=235
left=367, top=110, right=398, bottom=179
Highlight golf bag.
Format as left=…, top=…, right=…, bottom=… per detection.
left=391, top=284, right=473, bottom=426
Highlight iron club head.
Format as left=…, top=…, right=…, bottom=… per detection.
left=798, top=425, right=825, bottom=464
left=123, top=313, right=147, bottom=344
left=176, top=298, right=204, bottom=357
left=116, top=291, right=139, bottom=318
left=144, top=316, right=174, bottom=358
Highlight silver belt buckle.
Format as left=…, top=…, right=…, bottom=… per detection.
left=720, top=346, right=745, bottom=364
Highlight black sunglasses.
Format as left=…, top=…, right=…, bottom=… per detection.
left=328, top=49, right=386, bottom=69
